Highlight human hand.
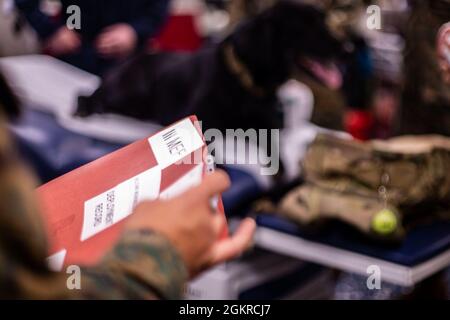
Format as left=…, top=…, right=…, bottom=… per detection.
left=96, top=23, right=138, bottom=59
left=437, top=22, right=450, bottom=84
left=44, top=27, right=81, bottom=56
left=126, top=171, right=256, bottom=277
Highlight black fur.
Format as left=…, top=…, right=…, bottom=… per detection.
left=0, top=71, right=20, bottom=119
left=76, top=1, right=341, bottom=132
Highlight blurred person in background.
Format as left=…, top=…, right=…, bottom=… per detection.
left=14, top=0, right=171, bottom=75
left=397, top=0, right=450, bottom=136
left=438, top=26, right=450, bottom=86
left=0, top=70, right=255, bottom=299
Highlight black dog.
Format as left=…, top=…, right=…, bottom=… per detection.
left=76, top=1, right=341, bottom=132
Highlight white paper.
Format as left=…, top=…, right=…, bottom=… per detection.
left=148, top=118, right=204, bottom=169
left=81, top=167, right=161, bottom=241
left=46, top=249, right=67, bottom=272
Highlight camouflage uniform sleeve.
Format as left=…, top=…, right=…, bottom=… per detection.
left=80, top=230, right=188, bottom=300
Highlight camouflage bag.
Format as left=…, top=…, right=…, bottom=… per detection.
left=277, top=134, right=450, bottom=242
left=279, top=180, right=406, bottom=241
left=303, top=134, right=450, bottom=205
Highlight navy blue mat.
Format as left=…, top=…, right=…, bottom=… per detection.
left=11, top=109, right=125, bottom=183
left=256, top=214, right=450, bottom=267
left=222, top=167, right=264, bottom=215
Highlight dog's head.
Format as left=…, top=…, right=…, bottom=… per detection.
left=227, top=1, right=343, bottom=91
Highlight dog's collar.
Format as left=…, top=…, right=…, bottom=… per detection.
left=223, top=44, right=266, bottom=97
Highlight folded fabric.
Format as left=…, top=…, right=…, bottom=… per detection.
left=269, top=134, right=450, bottom=243
left=279, top=181, right=405, bottom=242
left=303, top=134, right=450, bottom=206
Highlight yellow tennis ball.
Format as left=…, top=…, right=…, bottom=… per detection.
left=372, top=209, right=398, bottom=235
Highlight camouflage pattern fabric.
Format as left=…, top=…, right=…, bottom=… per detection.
left=0, top=109, right=187, bottom=299
left=279, top=180, right=406, bottom=241
left=303, top=134, right=450, bottom=205
left=277, top=133, right=450, bottom=242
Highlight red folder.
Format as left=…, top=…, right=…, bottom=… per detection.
left=37, top=116, right=226, bottom=268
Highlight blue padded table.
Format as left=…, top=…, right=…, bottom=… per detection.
left=221, top=167, right=265, bottom=215
left=253, top=214, right=450, bottom=287
left=10, top=109, right=124, bottom=183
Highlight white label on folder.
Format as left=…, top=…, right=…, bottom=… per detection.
left=159, top=164, right=204, bottom=200
left=148, top=119, right=204, bottom=169
left=47, top=249, right=67, bottom=272
left=81, top=167, right=161, bottom=241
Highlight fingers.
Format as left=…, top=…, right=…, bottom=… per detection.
left=96, top=37, right=118, bottom=56
left=96, top=27, right=123, bottom=56
left=100, top=25, right=116, bottom=34
left=66, top=32, right=81, bottom=49
left=97, top=32, right=115, bottom=48
left=211, top=210, right=227, bottom=237
left=45, top=28, right=81, bottom=56
left=183, top=170, right=231, bottom=204
left=97, top=46, right=118, bottom=58
left=206, top=218, right=256, bottom=267
left=96, top=24, right=134, bottom=58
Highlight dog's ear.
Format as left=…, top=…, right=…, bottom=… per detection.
left=0, top=71, right=20, bottom=120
